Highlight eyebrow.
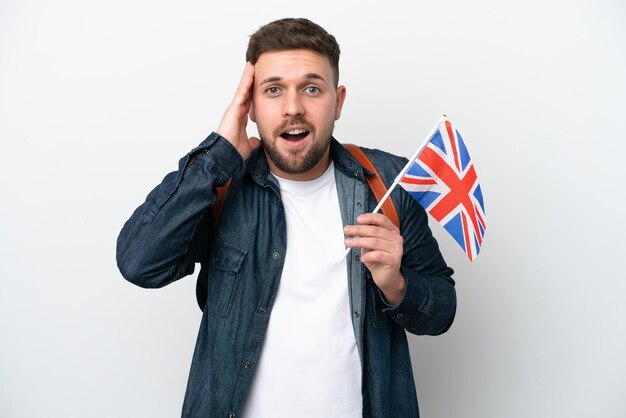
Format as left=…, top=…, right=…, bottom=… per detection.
left=258, top=73, right=328, bottom=86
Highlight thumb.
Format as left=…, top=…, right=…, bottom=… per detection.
left=247, top=136, right=261, bottom=151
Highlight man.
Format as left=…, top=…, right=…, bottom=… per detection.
left=117, top=18, right=456, bottom=418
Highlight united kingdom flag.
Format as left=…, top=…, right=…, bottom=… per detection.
left=399, top=118, right=486, bottom=261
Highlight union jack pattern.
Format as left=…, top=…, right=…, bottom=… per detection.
left=400, top=119, right=486, bottom=260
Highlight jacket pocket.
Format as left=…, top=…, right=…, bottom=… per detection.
left=206, top=237, right=247, bottom=317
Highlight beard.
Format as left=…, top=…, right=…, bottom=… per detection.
left=259, top=116, right=334, bottom=175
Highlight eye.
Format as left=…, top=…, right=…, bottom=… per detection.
left=305, top=86, right=320, bottom=95
left=266, top=86, right=280, bottom=95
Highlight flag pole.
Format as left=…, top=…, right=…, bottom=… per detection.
left=340, top=114, right=447, bottom=261
left=371, top=114, right=447, bottom=214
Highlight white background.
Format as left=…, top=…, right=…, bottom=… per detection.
left=1, top=1, right=625, bottom=417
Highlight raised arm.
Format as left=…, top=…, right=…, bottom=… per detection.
left=116, top=63, right=260, bottom=288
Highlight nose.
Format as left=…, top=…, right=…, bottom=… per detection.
left=282, top=90, right=305, bottom=117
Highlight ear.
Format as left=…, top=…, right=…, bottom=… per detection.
left=334, top=85, right=347, bottom=120
left=248, top=101, right=257, bottom=123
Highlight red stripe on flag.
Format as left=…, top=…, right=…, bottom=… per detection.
left=446, top=121, right=461, bottom=172
left=418, top=147, right=482, bottom=244
left=462, top=211, right=473, bottom=261
left=475, top=205, right=486, bottom=233
left=472, top=205, right=483, bottom=246
left=401, top=177, right=437, bottom=185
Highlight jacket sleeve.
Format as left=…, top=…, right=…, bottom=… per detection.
left=379, top=185, right=457, bottom=336
left=116, top=132, right=243, bottom=288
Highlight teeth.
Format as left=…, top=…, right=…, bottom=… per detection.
left=286, top=129, right=306, bottom=135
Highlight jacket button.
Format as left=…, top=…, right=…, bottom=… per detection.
left=354, top=170, right=360, bottom=177
left=228, top=413, right=235, bottom=418
left=354, top=254, right=360, bottom=261
left=356, top=201, right=363, bottom=207
left=272, top=252, right=280, bottom=260
left=396, top=313, right=404, bottom=319
left=259, top=306, right=267, bottom=314
left=244, top=361, right=251, bottom=368
left=353, top=311, right=360, bottom=318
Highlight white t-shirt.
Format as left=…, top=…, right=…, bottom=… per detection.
left=241, top=163, right=363, bottom=418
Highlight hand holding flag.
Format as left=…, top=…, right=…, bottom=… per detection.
left=342, top=115, right=486, bottom=261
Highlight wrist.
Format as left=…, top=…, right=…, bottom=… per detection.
left=216, top=130, right=247, bottom=160
left=379, top=272, right=406, bottom=306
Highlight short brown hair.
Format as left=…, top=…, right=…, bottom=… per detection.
left=246, top=18, right=341, bottom=86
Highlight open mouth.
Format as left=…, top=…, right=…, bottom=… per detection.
left=280, top=128, right=310, bottom=142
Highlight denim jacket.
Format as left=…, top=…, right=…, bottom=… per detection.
left=116, top=132, right=456, bottom=418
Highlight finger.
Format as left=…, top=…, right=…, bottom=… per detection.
left=344, top=236, right=402, bottom=253
left=232, top=62, right=255, bottom=106
left=239, top=61, right=252, bottom=83
left=344, top=224, right=400, bottom=241
left=356, top=213, right=398, bottom=232
left=360, top=250, right=401, bottom=266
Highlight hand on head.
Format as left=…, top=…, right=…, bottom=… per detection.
left=217, top=62, right=261, bottom=160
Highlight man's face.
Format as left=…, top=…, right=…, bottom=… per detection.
left=250, top=49, right=346, bottom=180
